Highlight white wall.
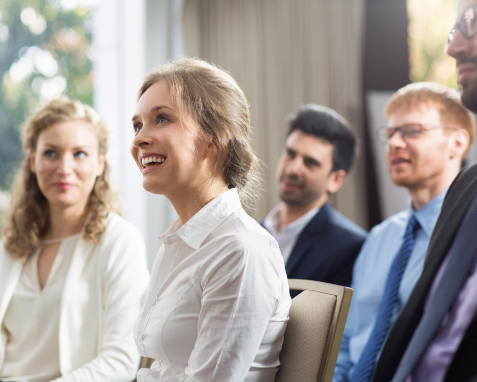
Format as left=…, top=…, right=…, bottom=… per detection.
left=92, top=0, right=182, bottom=269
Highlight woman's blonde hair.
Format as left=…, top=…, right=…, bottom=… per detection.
left=2, top=97, right=120, bottom=259
left=138, top=57, right=261, bottom=210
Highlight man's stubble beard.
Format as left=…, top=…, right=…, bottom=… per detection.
left=460, top=80, right=477, bottom=113
left=279, top=187, right=324, bottom=207
left=457, top=56, right=477, bottom=113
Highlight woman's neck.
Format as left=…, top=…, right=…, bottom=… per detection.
left=169, top=181, right=230, bottom=225
left=45, top=203, right=88, bottom=240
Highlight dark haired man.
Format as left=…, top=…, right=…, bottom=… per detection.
left=263, top=104, right=366, bottom=290
left=371, top=1, right=477, bottom=381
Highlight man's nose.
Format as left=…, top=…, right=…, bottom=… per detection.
left=387, top=129, right=406, bottom=149
left=285, top=156, right=303, bottom=174
left=447, top=28, right=471, bottom=59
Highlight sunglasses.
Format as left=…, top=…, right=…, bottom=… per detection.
left=448, top=5, right=477, bottom=43
left=376, top=123, right=457, bottom=144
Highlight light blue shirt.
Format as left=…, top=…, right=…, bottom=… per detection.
left=333, top=191, right=446, bottom=382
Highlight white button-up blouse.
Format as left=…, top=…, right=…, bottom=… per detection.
left=134, top=189, right=291, bottom=382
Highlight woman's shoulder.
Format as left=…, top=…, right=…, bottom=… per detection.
left=102, top=212, right=143, bottom=242
left=206, top=209, right=284, bottom=267
left=95, top=213, right=146, bottom=257
left=212, top=209, right=274, bottom=245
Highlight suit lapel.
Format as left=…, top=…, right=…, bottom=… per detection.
left=285, top=204, right=328, bottom=275
left=373, top=163, right=477, bottom=382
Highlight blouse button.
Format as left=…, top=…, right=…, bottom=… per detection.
left=150, top=298, right=157, bottom=306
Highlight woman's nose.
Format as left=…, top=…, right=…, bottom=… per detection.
left=58, top=154, right=74, bottom=174
left=132, top=126, right=153, bottom=149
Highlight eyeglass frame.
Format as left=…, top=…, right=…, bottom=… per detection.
left=375, top=123, right=458, bottom=144
left=448, top=4, right=477, bottom=43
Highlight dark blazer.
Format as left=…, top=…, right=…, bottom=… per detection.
left=263, top=203, right=366, bottom=290
left=373, top=163, right=477, bottom=382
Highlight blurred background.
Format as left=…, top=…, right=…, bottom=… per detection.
left=0, top=0, right=468, bottom=267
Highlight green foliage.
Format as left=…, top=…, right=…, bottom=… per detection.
left=0, top=0, right=92, bottom=191
left=407, top=0, right=457, bottom=88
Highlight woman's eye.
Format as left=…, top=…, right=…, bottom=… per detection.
left=74, top=151, right=87, bottom=158
left=156, top=115, right=168, bottom=124
left=44, top=150, right=56, bottom=158
left=133, top=123, right=142, bottom=134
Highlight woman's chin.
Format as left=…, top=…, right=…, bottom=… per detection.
left=142, top=179, right=167, bottom=195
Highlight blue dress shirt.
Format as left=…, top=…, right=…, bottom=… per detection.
left=333, top=191, right=446, bottom=382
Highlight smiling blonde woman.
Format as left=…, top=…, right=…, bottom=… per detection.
left=0, top=98, right=149, bottom=382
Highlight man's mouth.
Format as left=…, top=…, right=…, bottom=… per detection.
left=456, top=58, right=477, bottom=83
left=391, top=157, right=411, bottom=166
left=141, top=155, right=166, bottom=169
left=281, top=178, right=304, bottom=191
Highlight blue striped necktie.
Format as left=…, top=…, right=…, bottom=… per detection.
left=350, top=215, right=421, bottom=382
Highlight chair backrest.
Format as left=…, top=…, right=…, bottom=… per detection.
left=133, top=357, right=155, bottom=382
left=275, top=279, right=353, bottom=382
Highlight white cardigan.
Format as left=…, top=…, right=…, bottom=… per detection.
left=0, top=213, right=150, bottom=382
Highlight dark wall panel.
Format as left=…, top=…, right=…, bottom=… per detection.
left=363, top=0, right=409, bottom=228
left=364, top=0, right=410, bottom=91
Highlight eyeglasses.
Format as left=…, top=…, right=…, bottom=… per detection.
left=376, top=123, right=457, bottom=144
left=448, top=5, right=477, bottom=43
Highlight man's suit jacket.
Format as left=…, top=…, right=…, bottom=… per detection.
left=372, top=163, right=477, bottom=382
left=263, top=203, right=366, bottom=290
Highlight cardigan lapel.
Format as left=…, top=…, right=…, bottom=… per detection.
left=0, top=254, right=23, bottom=322
left=58, top=235, right=96, bottom=374
left=285, top=204, right=329, bottom=275
left=60, top=236, right=96, bottom=313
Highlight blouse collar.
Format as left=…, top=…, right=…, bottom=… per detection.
left=159, top=188, right=242, bottom=250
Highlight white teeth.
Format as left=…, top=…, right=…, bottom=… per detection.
left=141, top=156, right=165, bottom=166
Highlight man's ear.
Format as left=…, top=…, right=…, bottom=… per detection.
left=29, top=149, right=36, bottom=173
left=450, top=129, right=470, bottom=160
left=326, top=169, right=347, bottom=194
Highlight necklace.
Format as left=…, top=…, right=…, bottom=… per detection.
left=40, top=238, right=64, bottom=245
left=40, top=233, right=80, bottom=245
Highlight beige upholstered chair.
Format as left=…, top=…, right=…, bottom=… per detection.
left=133, top=357, right=155, bottom=382
left=275, top=279, right=353, bottom=382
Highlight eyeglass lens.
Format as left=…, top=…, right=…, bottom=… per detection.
left=380, top=125, right=423, bottom=142
left=450, top=5, right=477, bottom=42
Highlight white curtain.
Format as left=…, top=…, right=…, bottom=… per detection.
left=182, top=0, right=367, bottom=228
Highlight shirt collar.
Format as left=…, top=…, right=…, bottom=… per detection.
left=159, top=188, right=242, bottom=250
left=406, top=189, right=447, bottom=238
left=264, top=204, right=320, bottom=236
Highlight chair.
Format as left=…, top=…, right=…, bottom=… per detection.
left=275, top=279, right=353, bottom=382
left=133, top=357, right=155, bottom=382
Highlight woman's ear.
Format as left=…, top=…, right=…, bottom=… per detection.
left=96, top=153, right=106, bottom=177
left=204, top=138, right=219, bottom=159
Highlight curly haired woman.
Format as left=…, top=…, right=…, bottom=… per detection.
left=0, top=98, right=149, bottom=382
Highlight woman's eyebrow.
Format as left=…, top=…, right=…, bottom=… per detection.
left=132, top=105, right=174, bottom=122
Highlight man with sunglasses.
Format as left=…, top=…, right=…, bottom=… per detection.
left=333, top=82, right=475, bottom=382
left=370, top=2, right=477, bottom=382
